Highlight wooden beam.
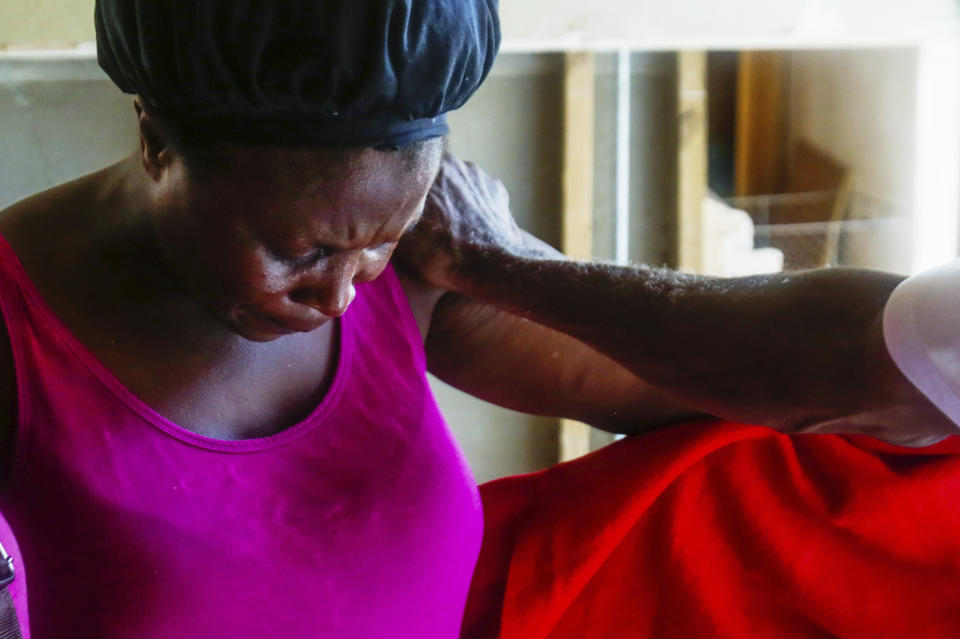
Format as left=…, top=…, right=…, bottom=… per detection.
left=735, top=51, right=788, bottom=197
left=562, top=51, right=596, bottom=261
left=677, top=50, right=709, bottom=273
left=559, top=51, right=595, bottom=463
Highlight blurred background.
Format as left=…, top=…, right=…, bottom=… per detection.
left=1, top=1, right=959, bottom=482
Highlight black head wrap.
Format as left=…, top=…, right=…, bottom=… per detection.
left=95, top=0, right=500, bottom=148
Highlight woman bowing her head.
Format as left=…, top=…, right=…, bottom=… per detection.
left=0, top=2, right=499, bottom=637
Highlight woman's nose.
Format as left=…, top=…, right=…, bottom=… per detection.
left=289, top=256, right=359, bottom=317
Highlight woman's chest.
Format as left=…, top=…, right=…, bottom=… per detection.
left=10, top=397, right=482, bottom=639
left=86, top=320, right=340, bottom=440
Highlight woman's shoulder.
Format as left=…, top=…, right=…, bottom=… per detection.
left=0, top=169, right=106, bottom=256
left=0, top=178, right=95, bottom=484
left=0, top=167, right=124, bottom=328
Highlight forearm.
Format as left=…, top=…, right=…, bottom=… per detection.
left=426, top=291, right=704, bottom=433
left=448, top=249, right=930, bottom=437
left=399, top=153, right=955, bottom=443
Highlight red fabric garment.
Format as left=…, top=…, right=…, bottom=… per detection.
left=463, top=420, right=960, bottom=639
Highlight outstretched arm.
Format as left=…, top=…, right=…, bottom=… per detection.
left=397, top=153, right=958, bottom=446
left=396, top=264, right=703, bottom=434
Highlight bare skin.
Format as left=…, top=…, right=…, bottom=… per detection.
left=0, top=114, right=441, bottom=447
left=0, top=101, right=695, bottom=478
left=398, top=153, right=960, bottom=447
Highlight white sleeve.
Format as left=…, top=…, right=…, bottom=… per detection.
left=883, top=259, right=960, bottom=428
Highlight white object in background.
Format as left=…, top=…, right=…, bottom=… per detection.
left=884, top=258, right=960, bottom=427
left=912, top=39, right=960, bottom=275
left=500, top=0, right=960, bottom=52
left=701, top=197, right=784, bottom=277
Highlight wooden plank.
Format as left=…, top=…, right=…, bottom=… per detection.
left=735, top=51, right=788, bottom=197
left=562, top=51, right=596, bottom=260
left=559, top=51, right=595, bottom=463
left=677, top=50, right=709, bottom=273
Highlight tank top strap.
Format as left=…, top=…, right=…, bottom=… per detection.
left=0, top=233, right=51, bottom=346
left=0, top=234, right=67, bottom=430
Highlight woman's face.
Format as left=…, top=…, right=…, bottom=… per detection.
left=150, top=142, right=441, bottom=342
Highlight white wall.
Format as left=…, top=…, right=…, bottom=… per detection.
left=0, top=1, right=93, bottom=47
left=787, top=49, right=920, bottom=273
left=501, top=0, right=960, bottom=50
left=3, top=1, right=959, bottom=50
left=913, top=41, right=960, bottom=272
left=788, top=47, right=960, bottom=274
left=789, top=49, right=919, bottom=214
left=0, top=58, right=135, bottom=209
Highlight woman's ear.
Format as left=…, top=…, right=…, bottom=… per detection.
left=133, top=97, right=170, bottom=182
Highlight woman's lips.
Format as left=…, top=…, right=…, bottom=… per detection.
left=251, top=311, right=328, bottom=335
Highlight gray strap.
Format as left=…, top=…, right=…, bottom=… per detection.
left=0, top=587, right=20, bottom=639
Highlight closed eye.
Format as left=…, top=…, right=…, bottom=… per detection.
left=275, top=242, right=392, bottom=270
left=284, top=246, right=334, bottom=269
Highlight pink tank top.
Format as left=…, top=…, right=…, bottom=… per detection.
left=0, top=235, right=482, bottom=638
